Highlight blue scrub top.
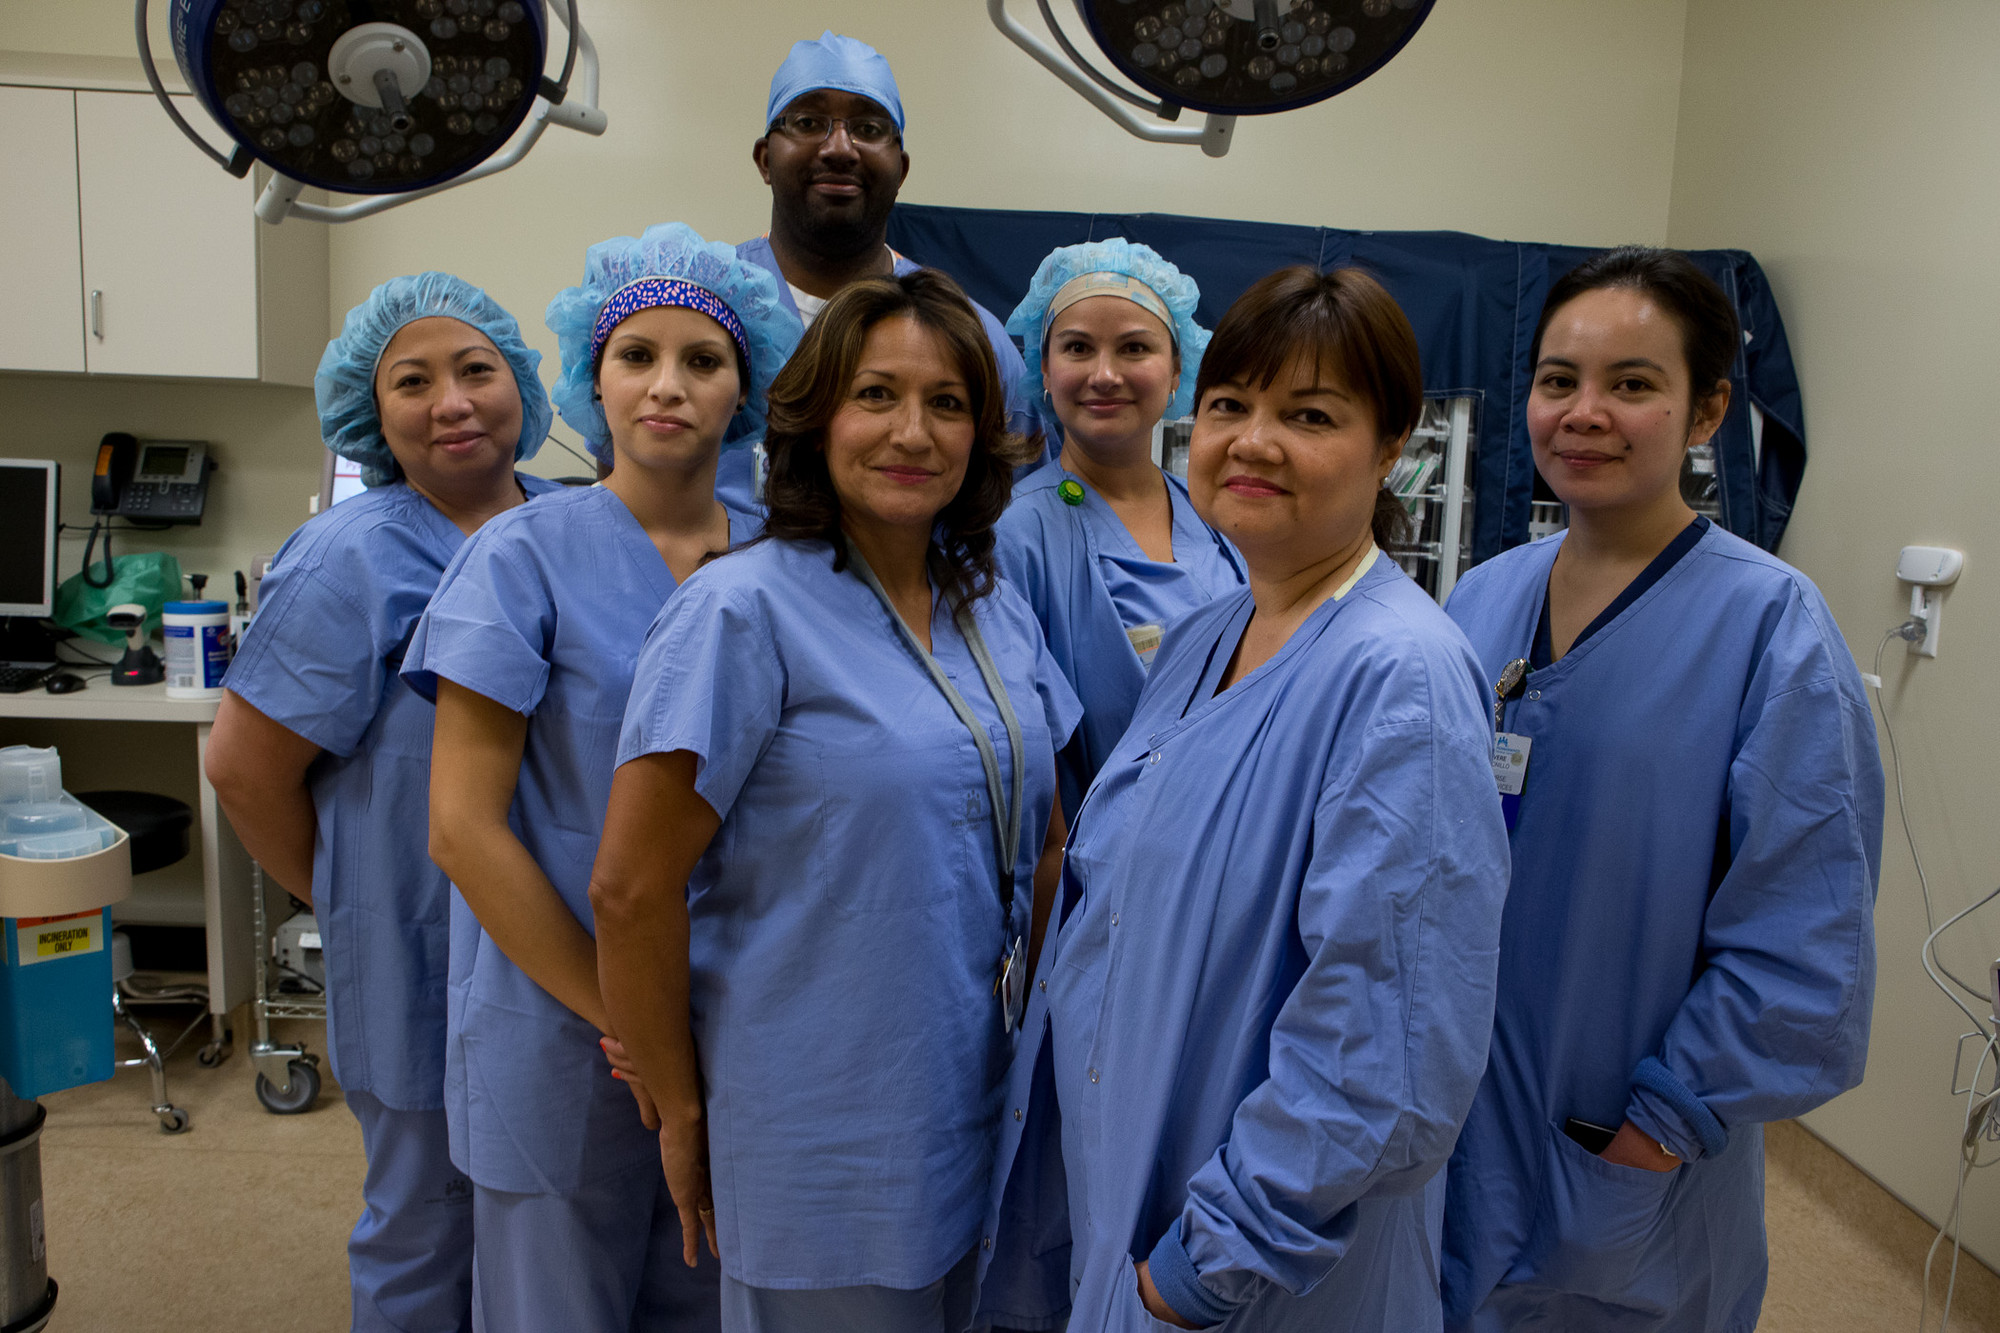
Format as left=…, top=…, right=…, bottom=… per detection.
left=980, top=554, right=1510, bottom=1332
left=994, top=458, right=1243, bottom=821
left=618, top=535, right=1081, bottom=1291
left=223, top=475, right=558, bottom=1111
left=1440, top=525, right=1883, bottom=1333
left=401, top=484, right=761, bottom=1196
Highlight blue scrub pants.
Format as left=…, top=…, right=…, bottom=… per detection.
left=719, top=1246, right=979, bottom=1333
left=345, top=1091, right=474, bottom=1333
left=470, top=1170, right=720, bottom=1333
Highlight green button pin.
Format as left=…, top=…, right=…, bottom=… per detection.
left=1058, top=479, right=1085, bottom=506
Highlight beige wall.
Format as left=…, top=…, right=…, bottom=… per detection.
left=1669, top=0, right=2000, bottom=1265
left=325, top=0, right=1690, bottom=478
left=0, top=0, right=1692, bottom=509
left=0, top=373, right=323, bottom=602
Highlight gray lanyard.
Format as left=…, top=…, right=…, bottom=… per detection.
left=846, top=541, right=1025, bottom=917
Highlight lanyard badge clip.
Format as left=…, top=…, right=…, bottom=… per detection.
left=1492, top=658, right=1529, bottom=734
left=997, top=934, right=1026, bottom=1033
left=1491, top=658, right=1533, bottom=797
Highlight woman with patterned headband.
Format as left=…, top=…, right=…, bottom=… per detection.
left=995, top=240, right=1245, bottom=821
left=402, top=224, right=799, bottom=1333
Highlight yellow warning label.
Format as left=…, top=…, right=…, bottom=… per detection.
left=15, top=910, right=100, bottom=967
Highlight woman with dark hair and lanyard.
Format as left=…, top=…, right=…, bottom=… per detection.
left=1440, top=247, right=1883, bottom=1332
left=980, top=266, right=1510, bottom=1332
left=589, top=268, right=1079, bottom=1333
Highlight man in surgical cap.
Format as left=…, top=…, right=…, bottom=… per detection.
left=739, top=31, right=1046, bottom=449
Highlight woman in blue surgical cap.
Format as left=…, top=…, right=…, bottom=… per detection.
left=207, top=273, right=559, bottom=1333
left=591, top=269, right=1077, bottom=1333
left=979, top=266, right=1509, bottom=1333
left=996, top=239, right=1244, bottom=820
left=403, top=224, right=796, bottom=1333
left=1439, top=248, right=1882, bottom=1332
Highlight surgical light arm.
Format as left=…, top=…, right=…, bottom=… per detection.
left=988, top=0, right=1236, bottom=157
left=256, top=16, right=603, bottom=225
left=137, top=0, right=607, bottom=226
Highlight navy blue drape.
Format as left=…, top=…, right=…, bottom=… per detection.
left=888, top=203, right=1805, bottom=559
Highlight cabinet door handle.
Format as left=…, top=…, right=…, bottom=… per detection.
left=89, top=289, right=104, bottom=341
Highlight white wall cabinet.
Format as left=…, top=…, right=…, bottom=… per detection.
left=0, top=86, right=85, bottom=373
left=0, top=84, right=326, bottom=385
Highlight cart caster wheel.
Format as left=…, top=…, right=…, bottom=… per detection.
left=256, top=1059, right=321, bottom=1115
left=157, top=1106, right=190, bottom=1134
left=196, top=1038, right=230, bottom=1069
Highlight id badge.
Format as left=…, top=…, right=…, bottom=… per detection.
left=998, top=935, right=1027, bottom=1033
left=1127, top=623, right=1164, bottom=672
left=1492, top=732, right=1532, bottom=797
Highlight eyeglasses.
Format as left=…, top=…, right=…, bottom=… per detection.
left=768, top=112, right=900, bottom=146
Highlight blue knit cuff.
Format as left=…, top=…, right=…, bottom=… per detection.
left=1632, top=1056, right=1729, bottom=1158
left=1145, top=1225, right=1233, bottom=1329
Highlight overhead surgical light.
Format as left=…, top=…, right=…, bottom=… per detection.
left=136, top=0, right=607, bottom=224
left=990, top=0, right=1436, bottom=157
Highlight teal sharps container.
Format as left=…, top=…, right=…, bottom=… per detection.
left=0, top=746, right=130, bottom=1098
left=0, top=909, right=115, bottom=1098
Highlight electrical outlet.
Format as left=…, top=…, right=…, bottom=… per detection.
left=1898, top=546, right=1964, bottom=659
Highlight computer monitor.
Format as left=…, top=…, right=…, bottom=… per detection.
left=0, top=460, right=59, bottom=619
left=317, top=448, right=367, bottom=513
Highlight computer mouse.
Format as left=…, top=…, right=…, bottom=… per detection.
left=44, top=673, right=85, bottom=695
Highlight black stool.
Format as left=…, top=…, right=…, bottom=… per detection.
left=77, top=791, right=201, bottom=1134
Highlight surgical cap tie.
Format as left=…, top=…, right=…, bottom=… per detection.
left=1046, top=272, right=1176, bottom=347
left=589, top=278, right=752, bottom=374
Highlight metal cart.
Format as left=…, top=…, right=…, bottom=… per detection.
left=246, top=863, right=324, bottom=1114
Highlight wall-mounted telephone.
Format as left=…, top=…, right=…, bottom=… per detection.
left=92, top=433, right=212, bottom=524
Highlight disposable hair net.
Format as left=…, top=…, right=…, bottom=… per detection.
left=545, top=223, right=801, bottom=466
left=1006, top=239, right=1209, bottom=422
left=766, top=30, right=905, bottom=132
left=315, top=271, right=552, bottom=488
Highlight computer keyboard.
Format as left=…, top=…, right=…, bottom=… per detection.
left=0, top=664, right=57, bottom=694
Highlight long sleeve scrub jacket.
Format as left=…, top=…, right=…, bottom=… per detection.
left=1440, top=521, right=1883, bottom=1333
left=980, top=553, right=1511, bottom=1332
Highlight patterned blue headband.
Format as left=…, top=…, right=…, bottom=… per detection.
left=589, top=278, right=751, bottom=373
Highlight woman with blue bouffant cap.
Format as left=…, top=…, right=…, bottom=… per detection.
left=403, top=224, right=798, bottom=1333
left=995, top=239, right=1245, bottom=822
left=208, top=273, right=561, bottom=1331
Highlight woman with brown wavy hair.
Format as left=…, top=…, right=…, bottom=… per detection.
left=588, top=268, right=1080, bottom=1333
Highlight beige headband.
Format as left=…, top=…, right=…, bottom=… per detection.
left=1046, top=271, right=1175, bottom=345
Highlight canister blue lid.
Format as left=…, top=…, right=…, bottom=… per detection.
left=163, top=601, right=228, bottom=614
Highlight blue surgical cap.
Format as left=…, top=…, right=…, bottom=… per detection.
left=766, top=31, right=905, bottom=133
left=1006, top=239, right=1210, bottom=422
left=316, top=272, right=551, bottom=488
left=545, top=223, right=802, bottom=466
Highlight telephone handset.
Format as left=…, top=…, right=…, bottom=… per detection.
left=92, top=433, right=211, bottom=523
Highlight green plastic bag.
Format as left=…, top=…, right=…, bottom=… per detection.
left=53, top=552, right=184, bottom=646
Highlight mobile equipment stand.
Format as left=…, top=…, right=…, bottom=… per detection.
left=247, top=864, right=323, bottom=1114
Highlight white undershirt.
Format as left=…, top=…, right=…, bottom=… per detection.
left=788, top=283, right=827, bottom=328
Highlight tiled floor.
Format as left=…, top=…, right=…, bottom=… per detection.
left=29, top=1006, right=2000, bottom=1330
